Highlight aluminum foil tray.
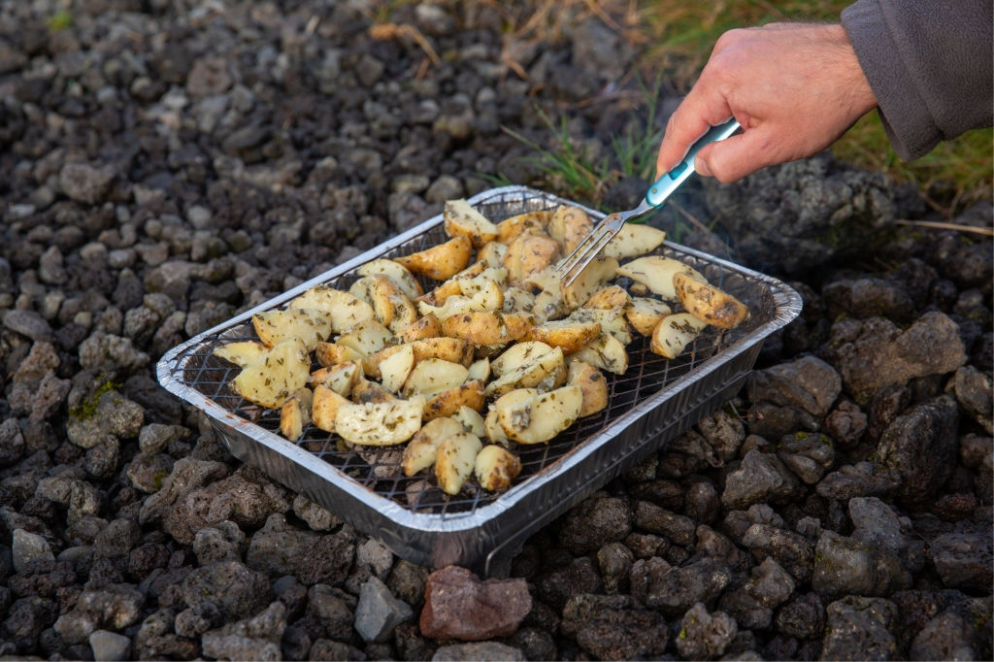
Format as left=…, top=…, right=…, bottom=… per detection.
left=157, top=185, right=802, bottom=576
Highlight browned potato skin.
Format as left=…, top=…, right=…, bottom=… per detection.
left=394, top=235, right=473, bottom=281
left=583, top=285, right=631, bottom=311
left=673, top=272, right=749, bottom=329
left=315, top=341, right=362, bottom=367
left=440, top=312, right=534, bottom=346
left=394, top=313, right=443, bottom=343
left=474, top=445, right=522, bottom=491
left=503, top=232, right=560, bottom=287
left=548, top=205, right=594, bottom=255
left=418, top=262, right=487, bottom=306
left=423, top=379, right=486, bottom=421
left=280, top=387, right=313, bottom=441
left=312, top=385, right=349, bottom=432
left=523, top=321, right=602, bottom=355
left=567, top=360, right=609, bottom=417
left=496, top=210, right=553, bottom=244
left=352, top=378, right=395, bottom=404
left=411, top=337, right=474, bottom=367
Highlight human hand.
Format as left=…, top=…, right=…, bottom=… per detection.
left=655, top=23, right=878, bottom=183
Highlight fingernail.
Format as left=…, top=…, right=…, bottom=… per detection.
left=694, top=156, right=712, bottom=177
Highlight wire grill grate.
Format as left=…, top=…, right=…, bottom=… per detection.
left=167, top=187, right=762, bottom=520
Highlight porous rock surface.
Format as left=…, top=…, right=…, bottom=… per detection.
left=1, top=1, right=991, bottom=660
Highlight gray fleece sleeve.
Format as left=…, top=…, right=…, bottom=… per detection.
left=841, top=0, right=993, bottom=160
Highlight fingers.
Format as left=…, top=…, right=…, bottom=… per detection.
left=694, top=125, right=777, bottom=183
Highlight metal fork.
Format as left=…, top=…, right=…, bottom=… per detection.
left=558, top=118, right=741, bottom=286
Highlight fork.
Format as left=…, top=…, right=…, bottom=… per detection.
left=558, top=118, right=741, bottom=286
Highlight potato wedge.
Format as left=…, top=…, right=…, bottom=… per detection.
left=309, top=360, right=362, bottom=397
left=280, top=387, right=313, bottom=441
left=440, top=312, right=533, bottom=346
left=289, top=285, right=376, bottom=333
left=402, top=358, right=469, bottom=399
left=572, top=333, right=629, bottom=375
left=402, top=416, right=464, bottom=476
left=453, top=405, right=486, bottom=437
left=417, top=279, right=504, bottom=321
left=532, top=289, right=568, bottom=324
left=356, top=258, right=423, bottom=300
left=474, top=445, right=522, bottom=491
left=524, top=319, right=602, bottom=354
left=352, top=378, right=396, bottom=404
left=626, top=297, right=672, bottom=336
left=490, top=340, right=555, bottom=377
left=411, top=337, right=474, bottom=367
left=673, top=272, right=749, bottom=329
left=252, top=308, right=333, bottom=350
left=435, top=431, right=484, bottom=495
left=497, top=385, right=583, bottom=444
left=522, top=265, right=561, bottom=294
left=394, top=313, right=442, bottom=343
left=567, top=307, right=632, bottom=345
left=394, top=235, right=473, bottom=281
left=548, top=205, right=594, bottom=255
left=349, top=275, right=402, bottom=328
left=443, top=198, right=499, bottom=247
left=650, top=312, right=708, bottom=359
left=336, top=319, right=393, bottom=357
left=466, top=358, right=490, bottom=383
left=560, top=256, right=619, bottom=309
left=485, top=388, right=538, bottom=445
left=616, top=256, right=707, bottom=301
left=458, top=268, right=509, bottom=296
left=314, top=341, right=364, bottom=367
left=424, top=379, right=485, bottom=421
left=567, top=360, right=608, bottom=417
left=503, top=232, right=560, bottom=287
left=485, top=346, right=566, bottom=398
left=602, top=223, right=667, bottom=259
left=311, top=384, right=350, bottom=432
left=232, top=337, right=310, bottom=408
left=212, top=340, right=268, bottom=367
left=502, top=287, right=536, bottom=314
left=582, top=285, right=631, bottom=311
left=477, top=241, right=508, bottom=268
left=334, top=396, right=425, bottom=446
left=378, top=343, right=415, bottom=393
left=496, top=210, right=552, bottom=244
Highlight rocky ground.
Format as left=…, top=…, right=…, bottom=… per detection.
left=1, top=1, right=992, bottom=660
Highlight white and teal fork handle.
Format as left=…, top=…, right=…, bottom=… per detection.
left=646, top=118, right=740, bottom=207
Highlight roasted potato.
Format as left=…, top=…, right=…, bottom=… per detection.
left=394, top=235, right=473, bottom=281
left=289, top=285, right=376, bottom=333
left=490, top=340, right=555, bottom=377
left=334, top=396, right=426, bottom=446
left=560, top=256, right=619, bottom=309
left=602, top=224, right=667, bottom=259
left=424, top=379, right=485, bottom=421
left=252, top=308, right=334, bottom=350
left=314, top=341, right=364, bottom=367
left=213, top=340, right=268, bottom=367
left=394, top=313, right=443, bottom=343
left=502, top=287, right=536, bottom=314
left=497, top=385, right=583, bottom=444
left=567, top=360, right=608, bottom=417
left=496, top=210, right=552, bottom=244
left=582, top=285, right=631, bottom=311
left=352, top=377, right=396, bottom=404
left=503, top=232, right=560, bottom=287
left=650, top=312, right=708, bottom=359
left=309, top=360, right=362, bottom=397
left=435, top=431, right=483, bottom=495
left=378, top=344, right=415, bottom=393
left=474, top=445, right=522, bottom=491
left=626, top=297, right=672, bottom=336
left=440, top=311, right=534, bottom=346
left=232, top=337, right=311, bottom=408
left=402, top=416, right=464, bottom=476
left=466, top=358, right=490, bottom=383
left=523, top=319, right=602, bottom=354
left=616, top=256, right=707, bottom=301
left=485, top=346, right=566, bottom=398
left=547, top=205, right=594, bottom=255
left=443, top=198, right=499, bottom=247
left=484, top=388, right=538, bottom=445
left=673, top=272, right=749, bottom=329
left=311, top=384, right=350, bottom=432
left=336, top=319, right=393, bottom=357
left=279, top=387, right=313, bottom=441
left=402, top=358, right=470, bottom=398
left=477, top=241, right=508, bottom=267
left=356, top=258, right=423, bottom=300
left=453, top=405, right=486, bottom=437
left=571, top=333, right=629, bottom=375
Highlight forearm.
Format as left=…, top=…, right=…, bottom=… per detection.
left=842, top=0, right=994, bottom=160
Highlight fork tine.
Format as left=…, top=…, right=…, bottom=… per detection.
left=560, top=224, right=620, bottom=287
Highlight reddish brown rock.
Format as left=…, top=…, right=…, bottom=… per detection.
left=419, top=566, right=531, bottom=641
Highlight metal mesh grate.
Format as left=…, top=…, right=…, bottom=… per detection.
left=171, top=188, right=763, bottom=518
